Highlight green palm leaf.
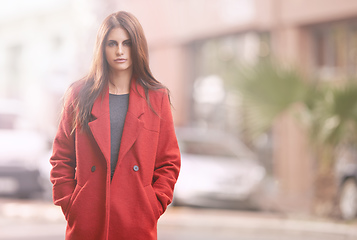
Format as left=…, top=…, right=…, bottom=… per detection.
left=311, top=83, right=357, bottom=146
left=234, top=60, right=309, bottom=138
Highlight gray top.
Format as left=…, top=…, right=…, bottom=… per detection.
left=109, top=93, right=129, bottom=180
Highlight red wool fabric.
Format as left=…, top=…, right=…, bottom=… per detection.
left=50, top=79, right=181, bottom=240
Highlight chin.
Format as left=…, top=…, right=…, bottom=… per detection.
left=111, top=65, right=132, bottom=72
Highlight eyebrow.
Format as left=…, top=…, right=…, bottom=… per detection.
left=107, top=39, right=131, bottom=42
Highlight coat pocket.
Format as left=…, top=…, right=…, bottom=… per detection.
left=144, top=185, right=161, bottom=220
left=65, top=183, right=83, bottom=220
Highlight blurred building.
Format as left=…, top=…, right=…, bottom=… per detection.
left=1, top=0, right=75, bottom=137
left=2, top=0, right=357, bottom=215
left=111, top=0, right=357, bottom=214
left=0, top=0, right=115, bottom=137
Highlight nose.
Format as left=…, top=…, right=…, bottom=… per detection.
left=116, top=44, right=124, bottom=56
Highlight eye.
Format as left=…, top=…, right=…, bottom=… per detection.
left=107, top=41, right=117, bottom=47
left=123, top=40, right=132, bottom=47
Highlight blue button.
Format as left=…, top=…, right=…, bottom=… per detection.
left=91, top=166, right=96, bottom=172
left=133, top=165, right=139, bottom=172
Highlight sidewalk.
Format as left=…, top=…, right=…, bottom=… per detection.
left=0, top=198, right=63, bottom=222
left=1, top=198, right=357, bottom=238
left=159, top=207, right=357, bottom=238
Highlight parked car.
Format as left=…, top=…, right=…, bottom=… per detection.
left=336, top=145, right=357, bottom=220
left=0, top=99, right=49, bottom=198
left=173, top=127, right=266, bottom=210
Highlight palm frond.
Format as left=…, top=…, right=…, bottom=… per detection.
left=234, top=60, right=309, bottom=138
left=311, top=83, right=357, bottom=146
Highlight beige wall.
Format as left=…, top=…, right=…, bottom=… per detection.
left=280, top=0, right=357, bottom=26
left=270, top=26, right=315, bottom=212
left=150, top=45, right=191, bottom=126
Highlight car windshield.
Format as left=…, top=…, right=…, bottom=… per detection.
left=179, top=140, right=237, bottom=158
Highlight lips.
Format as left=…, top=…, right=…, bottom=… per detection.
left=114, top=58, right=126, bottom=63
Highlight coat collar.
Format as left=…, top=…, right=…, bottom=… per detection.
left=88, top=78, right=146, bottom=167
left=90, top=78, right=145, bottom=119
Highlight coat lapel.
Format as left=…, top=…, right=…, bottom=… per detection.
left=117, top=79, right=145, bottom=165
left=88, top=86, right=111, bottom=165
left=88, top=79, right=146, bottom=167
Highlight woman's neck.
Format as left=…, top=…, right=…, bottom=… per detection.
left=109, top=70, right=132, bottom=95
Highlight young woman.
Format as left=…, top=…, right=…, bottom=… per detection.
left=50, top=11, right=181, bottom=240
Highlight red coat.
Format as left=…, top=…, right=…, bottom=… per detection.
left=50, top=79, right=181, bottom=240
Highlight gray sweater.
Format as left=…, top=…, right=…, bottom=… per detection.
left=109, top=93, right=129, bottom=180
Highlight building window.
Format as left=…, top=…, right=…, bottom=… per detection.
left=310, top=20, right=357, bottom=81
left=190, top=32, right=270, bottom=131
left=188, top=31, right=273, bottom=174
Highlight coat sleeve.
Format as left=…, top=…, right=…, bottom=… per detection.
left=49, top=87, right=77, bottom=216
left=153, top=91, right=181, bottom=215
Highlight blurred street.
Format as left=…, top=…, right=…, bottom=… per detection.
left=0, top=198, right=356, bottom=240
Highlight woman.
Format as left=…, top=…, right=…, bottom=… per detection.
left=50, top=11, right=181, bottom=240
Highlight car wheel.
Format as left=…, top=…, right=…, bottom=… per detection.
left=339, top=178, right=357, bottom=220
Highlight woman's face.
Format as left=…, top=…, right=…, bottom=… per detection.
left=105, top=27, right=133, bottom=74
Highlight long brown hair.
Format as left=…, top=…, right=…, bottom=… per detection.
left=68, top=11, right=168, bottom=132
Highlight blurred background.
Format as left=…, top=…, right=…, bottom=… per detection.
left=1, top=0, right=357, bottom=239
